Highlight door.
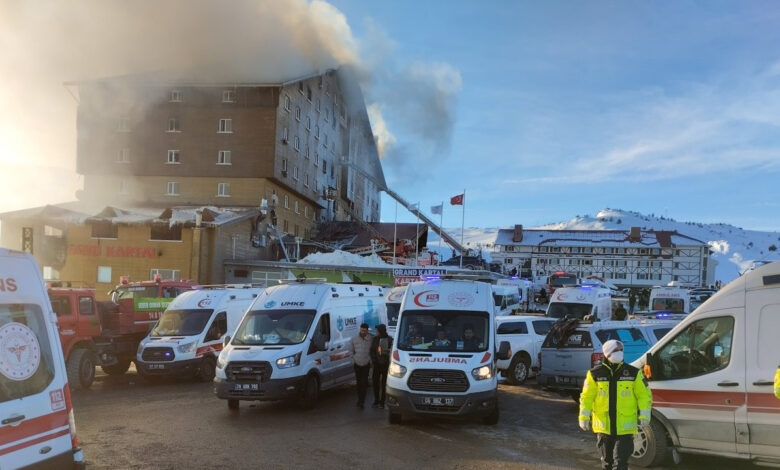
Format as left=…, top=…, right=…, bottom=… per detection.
left=649, top=311, right=744, bottom=453
left=50, top=294, right=76, bottom=355
left=78, top=295, right=101, bottom=337
left=745, top=299, right=780, bottom=459
left=310, top=314, right=334, bottom=388
left=200, top=312, right=227, bottom=356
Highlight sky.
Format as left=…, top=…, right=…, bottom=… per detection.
left=2, top=1, right=779, bottom=232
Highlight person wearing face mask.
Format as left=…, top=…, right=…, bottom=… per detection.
left=578, top=340, right=652, bottom=470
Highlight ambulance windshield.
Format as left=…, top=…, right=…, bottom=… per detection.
left=546, top=302, right=593, bottom=320
left=233, top=310, right=316, bottom=345
left=397, top=310, right=489, bottom=352
left=151, top=309, right=213, bottom=336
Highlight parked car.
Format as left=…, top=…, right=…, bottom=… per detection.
left=495, top=315, right=556, bottom=384
left=537, top=319, right=678, bottom=401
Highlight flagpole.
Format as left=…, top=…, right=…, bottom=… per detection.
left=415, top=201, right=420, bottom=266
left=393, top=199, right=397, bottom=266
left=460, top=190, right=465, bottom=269
left=439, top=201, right=443, bottom=262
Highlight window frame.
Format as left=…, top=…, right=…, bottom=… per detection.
left=217, top=150, right=232, bottom=165
left=218, top=118, right=233, bottom=133
left=217, top=182, right=231, bottom=197
left=166, top=181, right=180, bottom=196
left=166, top=149, right=180, bottom=164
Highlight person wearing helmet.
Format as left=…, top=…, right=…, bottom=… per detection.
left=774, top=365, right=780, bottom=399
left=578, top=339, right=653, bottom=470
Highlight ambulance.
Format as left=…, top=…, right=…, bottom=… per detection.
left=648, top=286, right=690, bottom=313
left=545, top=284, right=613, bottom=321
left=214, top=279, right=386, bottom=410
left=385, top=276, right=510, bottom=425
left=631, top=261, right=780, bottom=467
left=0, top=248, right=85, bottom=469
left=136, top=285, right=265, bottom=382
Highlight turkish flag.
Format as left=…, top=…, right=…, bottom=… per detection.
left=450, top=193, right=464, bottom=205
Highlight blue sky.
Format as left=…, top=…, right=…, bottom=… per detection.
left=1, top=1, right=778, bottom=233
left=331, top=1, right=780, bottom=231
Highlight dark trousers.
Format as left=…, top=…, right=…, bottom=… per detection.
left=372, top=361, right=389, bottom=404
left=596, top=433, right=634, bottom=470
left=354, top=363, right=370, bottom=405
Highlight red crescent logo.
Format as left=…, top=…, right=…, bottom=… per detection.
left=414, top=290, right=437, bottom=308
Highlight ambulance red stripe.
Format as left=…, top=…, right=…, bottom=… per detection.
left=747, top=392, right=780, bottom=414
left=0, top=427, right=70, bottom=457
left=195, top=343, right=223, bottom=357
left=652, top=389, right=745, bottom=411
left=0, top=409, right=69, bottom=447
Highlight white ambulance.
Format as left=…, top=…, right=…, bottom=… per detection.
left=0, top=249, right=85, bottom=469
left=631, top=261, right=780, bottom=467
left=648, top=286, right=690, bottom=313
left=385, top=277, right=510, bottom=425
left=545, top=284, right=613, bottom=321
left=136, top=285, right=265, bottom=382
left=214, top=279, right=386, bottom=410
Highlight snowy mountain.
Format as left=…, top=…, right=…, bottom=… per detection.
left=428, top=208, right=780, bottom=284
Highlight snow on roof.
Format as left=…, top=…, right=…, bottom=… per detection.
left=85, top=205, right=257, bottom=227
left=296, top=250, right=390, bottom=268
left=494, top=229, right=707, bottom=248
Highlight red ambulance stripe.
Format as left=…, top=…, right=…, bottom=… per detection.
left=195, top=343, right=224, bottom=357
left=0, top=427, right=70, bottom=457
left=747, top=392, right=780, bottom=414
left=0, top=409, right=69, bottom=447
left=652, top=389, right=745, bottom=411
left=330, top=352, right=350, bottom=361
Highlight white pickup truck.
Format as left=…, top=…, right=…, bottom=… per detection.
left=495, top=315, right=556, bottom=384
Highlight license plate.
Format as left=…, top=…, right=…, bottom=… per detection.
left=422, top=396, right=454, bottom=406
left=148, top=364, right=166, bottom=370
left=558, top=376, right=573, bottom=384
left=234, top=383, right=259, bottom=391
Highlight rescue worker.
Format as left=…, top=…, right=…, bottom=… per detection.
left=774, top=365, right=780, bottom=399
left=579, top=339, right=652, bottom=470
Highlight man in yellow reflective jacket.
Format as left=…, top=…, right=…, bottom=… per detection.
left=579, top=339, right=653, bottom=470
left=774, top=365, right=780, bottom=399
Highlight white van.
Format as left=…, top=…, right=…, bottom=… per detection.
left=0, top=249, right=85, bottom=469
left=648, top=286, right=690, bottom=313
left=631, top=261, right=780, bottom=467
left=496, top=277, right=533, bottom=311
left=545, top=284, right=612, bottom=321
left=214, top=280, right=386, bottom=410
left=385, top=277, right=510, bottom=425
left=136, top=285, right=264, bottom=382
left=492, top=285, right=522, bottom=316
left=385, top=285, right=407, bottom=339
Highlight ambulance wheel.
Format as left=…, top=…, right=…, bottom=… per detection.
left=506, top=354, right=531, bottom=385
left=67, top=348, right=96, bottom=390
left=482, top=404, right=499, bottom=425
left=227, top=399, right=239, bottom=411
left=388, top=411, right=402, bottom=424
left=101, top=359, right=131, bottom=376
left=631, top=419, right=670, bottom=467
left=298, top=374, right=319, bottom=409
left=197, top=357, right=217, bottom=382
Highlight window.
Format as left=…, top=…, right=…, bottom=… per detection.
left=97, top=266, right=112, bottom=283
left=294, top=136, right=300, bottom=151
left=150, top=269, right=180, bottom=281
left=283, top=219, right=289, bottom=232
left=117, top=148, right=130, bottom=163
left=314, top=152, right=319, bottom=166
left=222, top=90, right=235, bottom=103
left=306, top=86, right=312, bottom=101
left=217, top=150, right=231, bottom=165
left=294, top=224, right=299, bottom=236
left=653, top=316, right=734, bottom=380
left=44, top=225, right=63, bottom=237
left=298, top=82, right=304, bottom=94
left=282, top=127, right=289, bottom=143
left=118, top=117, right=130, bottom=132
left=90, top=221, right=117, bottom=239
left=324, top=134, right=328, bottom=147
left=304, top=173, right=309, bottom=187
left=167, top=118, right=180, bottom=132
left=118, top=179, right=128, bottom=194
left=217, top=182, right=230, bottom=197
left=284, top=94, right=290, bottom=110
left=532, top=320, right=554, bottom=335
left=43, top=266, right=60, bottom=280
left=322, top=160, right=327, bottom=174
left=167, top=150, right=180, bottom=164
left=218, top=119, right=233, bottom=133
left=497, top=321, right=528, bottom=335
left=314, top=125, right=319, bottom=140
left=166, top=181, right=179, bottom=196
left=304, top=206, right=309, bottom=217
left=330, top=164, right=334, bottom=178
left=294, top=201, right=299, bottom=213
left=205, top=312, right=227, bottom=342
left=292, top=166, right=299, bottom=180
left=284, top=195, right=289, bottom=209
left=316, top=98, right=321, bottom=111
left=306, top=117, right=311, bottom=130
left=169, top=90, right=182, bottom=102
left=151, top=224, right=182, bottom=241
left=79, top=296, right=94, bottom=316
left=295, top=107, right=301, bottom=121
left=281, top=158, right=288, bottom=173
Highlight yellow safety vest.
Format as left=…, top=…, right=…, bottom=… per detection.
left=774, top=366, right=780, bottom=400
left=579, top=362, right=652, bottom=435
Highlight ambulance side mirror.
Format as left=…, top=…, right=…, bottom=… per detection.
left=643, top=352, right=653, bottom=380
left=223, top=335, right=231, bottom=347
left=497, top=341, right=511, bottom=361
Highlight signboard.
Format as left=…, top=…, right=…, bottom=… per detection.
left=392, top=268, right=446, bottom=287
left=134, top=297, right=175, bottom=312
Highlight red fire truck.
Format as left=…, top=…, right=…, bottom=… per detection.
left=545, top=271, right=580, bottom=296
left=48, top=277, right=200, bottom=389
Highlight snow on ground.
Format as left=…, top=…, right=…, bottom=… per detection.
left=297, top=250, right=390, bottom=267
